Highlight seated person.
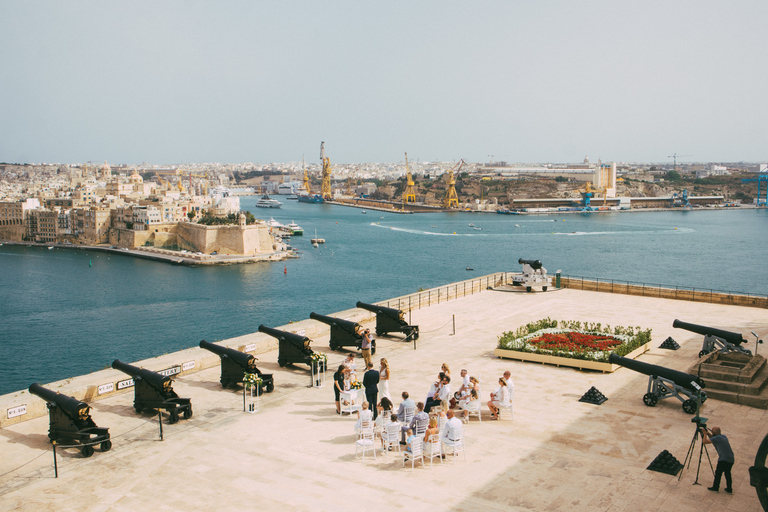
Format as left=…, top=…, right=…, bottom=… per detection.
left=425, top=372, right=446, bottom=404
left=396, top=391, right=415, bottom=422
left=381, top=413, right=400, bottom=449
left=460, top=389, right=479, bottom=421
left=354, top=401, right=373, bottom=433
left=426, top=375, right=451, bottom=413
left=441, top=409, right=463, bottom=448
left=403, top=429, right=417, bottom=459
left=423, top=416, right=440, bottom=452
left=402, top=401, right=429, bottom=444
left=487, top=377, right=510, bottom=419
left=374, top=397, right=394, bottom=429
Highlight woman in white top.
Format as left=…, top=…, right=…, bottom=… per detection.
left=487, top=377, right=510, bottom=420
left=354, top=401, right=373, bottom=433
left=378, top=358, right=391, bottom=400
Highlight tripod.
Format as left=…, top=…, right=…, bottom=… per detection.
left=679, top=420, right=715, bottom=484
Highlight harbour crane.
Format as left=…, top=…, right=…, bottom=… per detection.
left=741, top=174, right=768, bottom=206
left=320, top=142, right=332, bottom=200
left=668, top=153, right=691, bottom=174
left=443, top=160, right=463, bottom=208
left=403, top=152, right=416, bottom=203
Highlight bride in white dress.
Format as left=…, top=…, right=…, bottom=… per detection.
left=378, top=358, right=391, bottom=400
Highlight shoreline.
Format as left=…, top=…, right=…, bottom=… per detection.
left=0, top=240, right=296, bottom=266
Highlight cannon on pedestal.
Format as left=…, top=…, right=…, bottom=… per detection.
left=309, top=312, right=374, bottom=353
left=355, top=301, right=419, bottom=340
left=511, top=258, right=551, bottom=292
left=28, top=383, right=111, bottom=457
left=111, top=360, right=192, bottom=423
left=673, top=319, right=752, bottom=358
left=258, top=325, right=325, bottom=370
left=199, top=340, right=274, bottom=393
left=609, top=353, right=706, bottom=414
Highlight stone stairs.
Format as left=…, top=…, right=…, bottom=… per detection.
left=689, top=353, right=768, bottom=409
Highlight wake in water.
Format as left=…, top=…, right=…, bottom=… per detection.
left=370, top=223, right=693, bottom=237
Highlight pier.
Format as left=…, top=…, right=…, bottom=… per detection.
left=1, top=275, right=767, bottom=510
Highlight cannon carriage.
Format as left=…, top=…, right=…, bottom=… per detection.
left=111, top=360, right=193, bottom=424
left=258, top=325, right=325, bottom=370
left=28, top=383, right=111, bottom=457
left=199, top=340, right=274, bottom=393
left=609, top=353, right=706, bottom=414
left=309, top=312, right=375, bottom=353
left=511, top=258, right=551, bottom=292
left=673, top=319, right=752, bottom=358
left=355, top=301, right=419, bottom=340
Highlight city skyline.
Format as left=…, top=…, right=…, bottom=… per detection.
left=1, top=1, right=767, bottom=165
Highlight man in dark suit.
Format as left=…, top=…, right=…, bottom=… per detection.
left=362, top=361, right=380, bottom=420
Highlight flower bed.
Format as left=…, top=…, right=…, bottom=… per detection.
left=494, top=318, right=652, bottom=372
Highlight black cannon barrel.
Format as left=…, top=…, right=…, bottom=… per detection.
left=672, top=319, right=746, bottom=346
left=112, top=359, right=171, bottom=391
left=518, top=258, right=543, bottom=270
left=258, top=324, right=311, bottom=349
left=608, top=353, right=705, bottom=391
left=29, top=383, right=90, bottom=420
left=199, top=340, right=254, bottom=368
left=309, top=312, right=361, bottom=332
left=356, top=301, right=404, bottom=320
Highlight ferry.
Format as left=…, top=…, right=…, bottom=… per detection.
left=255, top=194, right=282, bottom=208
left=286, top=221, right=304, bottom=236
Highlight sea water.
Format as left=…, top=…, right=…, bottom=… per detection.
left=1, top=201, right=766, bottom=395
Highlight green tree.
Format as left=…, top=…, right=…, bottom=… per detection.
left=187, top=211, right=195, bottom=221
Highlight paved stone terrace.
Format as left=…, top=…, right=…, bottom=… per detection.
left=2, top=288, right=768, bottom=511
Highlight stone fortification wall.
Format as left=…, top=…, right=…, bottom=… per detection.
left=109, top=222, right=273, bottom=256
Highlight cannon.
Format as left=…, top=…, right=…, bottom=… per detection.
left=199, top=340, right=274, bottom=393
left=28, top=383, right=111, bottom=457
left=309, top=312, right=375, bottom=353
left=111, top=360, right=193, bottom=423
left=258, top=325, right=325, bottom=370
left=608, top=353, right=706, bottom=414
left=511, top=258, right=551, bottom=292
left=356, top=301, right=419, bottom=340
left=673, top=319, right=752, bottom=358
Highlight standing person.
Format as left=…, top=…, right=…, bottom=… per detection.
left=362, top=361, right=379, bottom=420
left=361, top=328, right=373, bottom=367
left=702, top=426, right=734, bottom=493
left=378, top=358, right=391, bottom=400
left=333, top=364, right=346, bottom=414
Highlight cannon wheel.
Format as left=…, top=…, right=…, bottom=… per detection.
left=682, top=399, right=697, bottom=414
left=375, top=329, right=382, bottom=336
left=526, top=286, right=532, bottom=292
left=371, top=342, right=376, bottom=356
left=168, top=410, right=180, bottom=424
left=643, top=393, right=658, bottom=407
left=100, top=440, right=112, bottom=452
left=183, top=406, right=193, bottom=420
left=266, top=381, right=274, bottom=393
left=542, top=286, right=548, bottom=291
left=512, top=281, right=522, bottom=286
left=699, top=350, right=709, bottom=358
left=81, top=444, right=94, bottom=458
left=330, top=343, right=339, bottom=351
left=278, top=357, right=286, bottom=368
left=134, top=405, right=143, bottom=414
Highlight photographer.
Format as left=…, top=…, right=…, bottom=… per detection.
left=361, top=328, right=373, bottom=367
left=700, top=426, right=734, bottom=494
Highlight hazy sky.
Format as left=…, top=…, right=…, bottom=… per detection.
left=1, top=1, right=766, bottom=165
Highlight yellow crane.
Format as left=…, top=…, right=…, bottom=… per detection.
left=302, top=155, right=311, bottom=194
left=320, top=141, right=332, bottom=200
left=403, top=152, right=416, bottom=203
left=443, top=160, right=463, bottom=208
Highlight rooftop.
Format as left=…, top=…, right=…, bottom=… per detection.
left=1, top=286, right=767, bottom=511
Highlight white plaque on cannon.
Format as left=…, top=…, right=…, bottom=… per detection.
left=98, top=383, right=114, bottom=395
left=7, top=405, right=27, bottom=419
left=244, top=343, right=257, bottom=353
left=182, top=361, right=195, bottom=371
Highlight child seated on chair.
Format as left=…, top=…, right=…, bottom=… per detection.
left=381, top=413, right=400, bottom=449
left=461, top=389, right=479, bottom=421
left=404, top=428, right=417, bottom=456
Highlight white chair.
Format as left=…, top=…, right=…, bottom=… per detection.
left=403, top=405, right=415, bottom=425
left=403, top=436, right=424, bottom=470
left=382, top=423, right=401, bottom=454
left=441, top=426, right=466, bottom=463
left=355, top=421, right=377, bottom=460
left=423, top=434, right=442, bottom=468
left=463, top=400, right=482, bottom=423
left=414, top=417, right=429, bottom=437
left=437, top=415, right=447, bottom=435
left=497, top=400, right=513, bottom=420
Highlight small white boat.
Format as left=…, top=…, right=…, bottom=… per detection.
left=468, top=223, right=475, bottom=227
left=431, top=225, right=437, bottom=228
left=266, top=218, right=284, bottom=229
left=255, top=194, right=282, bottom=208
left=362, top=210, right=366, bottom=214
left=473, top=227, right=482, bottom=231
left=48, top=246, right=54, bottom=250
left=310, top=228, right=325, bottom=245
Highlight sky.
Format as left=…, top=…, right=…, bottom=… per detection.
left=1, top=1, right=766, bottom=166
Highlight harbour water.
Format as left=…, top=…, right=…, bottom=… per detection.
left=1, top=201, right=766, bottom=395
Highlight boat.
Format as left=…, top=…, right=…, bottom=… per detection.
left=277, top=183, right=294, bottom=195
left=473, top=227, right=482, bottom=231
left=466, top=267, right=474, bottom=271
left=297, top=193, right=324, bottom=203
left=468, top=223, right=475, bottom=227
left=362, top=210, right=366, bottom=214
left=287, top=195, right=298, bottom=200
left=255, top=194, right=282, bottom=208
left=286, top=221, right=304, bottom=236
left=310, top=228, right=325, bottom=245
left=266, top=218, right=284, bottom=229
left=431, top=225, right=437, bottom=228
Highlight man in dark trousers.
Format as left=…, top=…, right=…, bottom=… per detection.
left=362, top=361, right=379, bottom=420
left=701, top=426, right=734, bottom=494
